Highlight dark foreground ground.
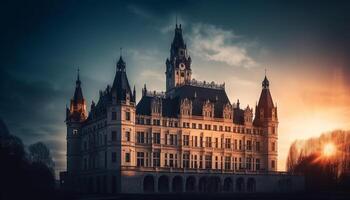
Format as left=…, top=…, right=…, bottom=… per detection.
left=68, top=192, right=350, bottom=200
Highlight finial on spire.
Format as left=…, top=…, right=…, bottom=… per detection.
left=116, top=49, right=126, bottom=71
left=176, top=13, right=178, bottom=27
left=120, top=47, right=123, bottom=57
left=265, top=68, right=267, bottom=76
left=76, top=67, right=81, bottom=86
left=77, top=67, right=80, bottom=80
left=262, top=72, right=270, bottom=89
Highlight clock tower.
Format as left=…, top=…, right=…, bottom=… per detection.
left=166, top=23, right=192, bottom=93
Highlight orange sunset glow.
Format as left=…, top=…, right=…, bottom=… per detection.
left=323, top=143, right=336, bottom=157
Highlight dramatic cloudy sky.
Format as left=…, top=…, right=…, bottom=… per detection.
left=1, top=0, right=350, bottom=176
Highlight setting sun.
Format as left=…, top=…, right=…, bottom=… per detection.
left=323, top=143, right=336, bottom=157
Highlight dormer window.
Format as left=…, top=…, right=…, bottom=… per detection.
left=73, top=129, right=78, bottom=135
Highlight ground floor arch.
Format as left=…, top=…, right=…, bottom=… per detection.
left=143, top=175, right=155, bottom=193
left=172, top=176, right=183, bottom=193
left=158, top=175, right=169, bottom=193
left=247, top=178, right=256, bottom=192
left=223, top=177, right=233, bottom=192
left=198, top=176, right=208, bottom=192
left=185, top=176, right=196, bottom=192
left=207, top=176, right=221, bottom=193
left=236, top=177, right=245, bottom=192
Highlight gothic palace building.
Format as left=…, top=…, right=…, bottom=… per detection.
left=60, top=24, right=304, bottom=194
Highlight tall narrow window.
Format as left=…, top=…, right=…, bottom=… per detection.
left=256, top=158, right=260, bottom=170
left=137, top=132, right=145, bottom=143
left=194, top=155, right=198, bottom=168
left=246, top=158, right=252, bottom=170
left=169, top=154, right=174, bottom=167
left=183, top=152, right=190, bottom=168
left=112, top=131, right=117, bottom=142
left=125, top=153, right=130, bottom=163
left=205, top=155, right=212, bottom=169
left=153, top=151, right=160, bottom=167
left=153, top=132, right=160, bottom=144
left=225, top=156, right=231, bottom=170
left=192, top=123, right=196, bottom=129
left=183, top=135, right=190, bottom=146
left=225, top=138, right=231, bottom=149
left=125, top=111, right=130, bottom=121
left=137, top=152, right=145, bottom=167
left=247, top=140, right=252, bottom=150
left=271, top=160, right=276, bottom=169
left=111, top=112, right=117, bottom=120
left=205, top=137, right=212, bottom=147
left=125, top=131, right=130, bottom=142
left=234, top=157, right=237, bottom=170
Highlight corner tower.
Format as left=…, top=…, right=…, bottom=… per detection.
left=108, top=56, right=136, bottom=192
left=254, top=75, right=278, bottom=171
left=166, top=23, right=192, bottom=93
left=66, top=69, right=87, bottom=172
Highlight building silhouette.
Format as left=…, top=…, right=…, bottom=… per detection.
left=60, top=24, right=303, bottom=193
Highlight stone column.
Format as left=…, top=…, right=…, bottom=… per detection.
left=154, top=176, right=158, bottom=193
left=169, top=177, right=173, bottom=193
left=194, top=176, right=199, bottom=193
left=182, top=176, right=186, bottom=192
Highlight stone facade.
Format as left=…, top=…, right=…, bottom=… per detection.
left=60, top=24, right=304, bottom=194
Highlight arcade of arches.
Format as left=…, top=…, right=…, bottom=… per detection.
left=142, top=175, right=257, bottom=193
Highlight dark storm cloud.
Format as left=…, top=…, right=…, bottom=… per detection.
left=0, top=67, right=69, bottom=174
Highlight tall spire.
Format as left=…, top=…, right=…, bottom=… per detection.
left=111, top=53, right=134, bottom=103
left=254, top=73, right=276, bottom=125
left=73, top=68, right=84, bottom=103
left=171, top=22, right=185, bottom=58
left=133, top=85, right=136, bottom=101
left=68, top=68, right=87, bottom=122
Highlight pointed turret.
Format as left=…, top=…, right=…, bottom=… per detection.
left=73, top=69, right=84, bottom=105
left=254, top=74, right=278, bottom=171
left=133, top=85, right=136, bottom=102
left=116, top=56, right=126, bottom=71
left=253, top=75, right=278, bottom=126
left=111, top=56, right=134, bottom=103
left=68, top=69, right=87, bottom=122
left=166, top=23, right=192, bottom=92
left=170, top=24, right=186, bottom=58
